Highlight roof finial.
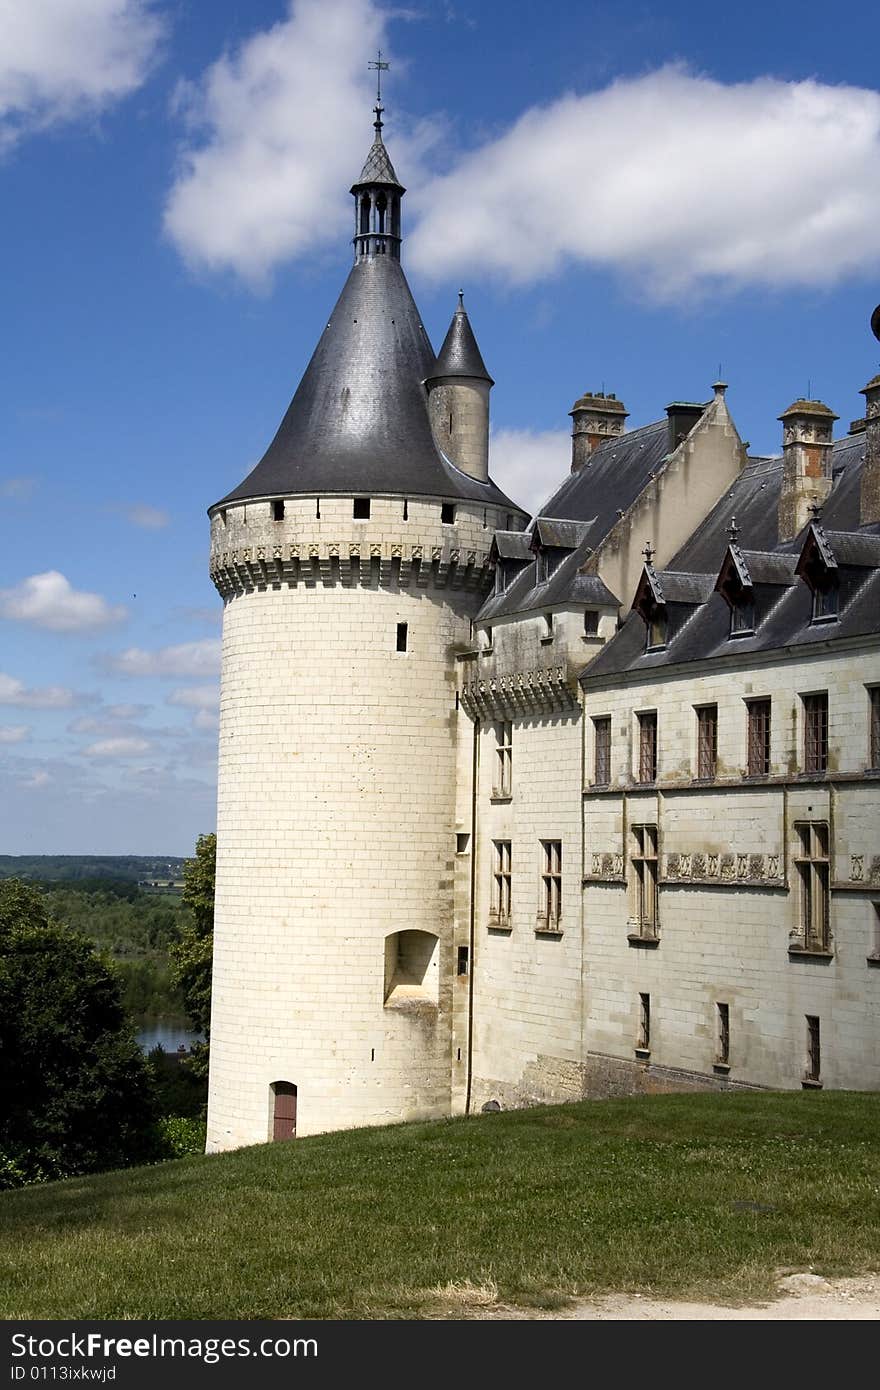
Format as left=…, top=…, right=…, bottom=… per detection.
left=368, top=50, right=389, bottom=132
left=642, top=541, right=655, bottom=565
left=727, top=516, right=739, bottom=544
left=807, top=500, right=823, bottom=524
left=458, top=288, right=464, bottom=309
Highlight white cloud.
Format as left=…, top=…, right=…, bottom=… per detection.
left=106, top=702, right=148, bottom=720
left=192, top=708, right=219, bottom=732
left=0, top=0, right=165, bottom=152
left=163, top=0, right=386, bottom=283
left=104, top=638, right=221, bottom=678
left=122, top=503, right=170, bottom=529
left=407, top=68, right=880, bottom=297
left=21, top=769, right=51, bottom=788
left=0, top=672, right=79, bottom=709
left=489, top=428, right=570, bottom=519
left=0, top=570, right=127, bottom=633
left=167, top=685, right=219, bottom=711
left=0, top=724, right=30, bottom=744
left=82, top=736, right=152, bottom=759
left=0, top=476, right=36, bottom=499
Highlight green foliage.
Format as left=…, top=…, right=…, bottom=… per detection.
left=146, top=1046, right=207, bottom=1119
left=157, top=1116, right=207, bottom=1158
left=38, top=882, right=187, bottom=1025
left=0, top=1092, right=879, bottom=1319
left=0, top=879, right=162, bottom=1185
left=171, top=834, right=216, bottom=1038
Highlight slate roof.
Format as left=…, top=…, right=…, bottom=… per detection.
left=353, top=132, right=403, bottom=189
left=478, top=527, right=619, bottom=623
left=582, top=433, right=878, bottom=682
left=537, top=419, right=671, bottom=537
left=429, top=301, right=493, bottom=385
left=212, top=251, right=524, bottom=513
left=477, top=417, right=674, bottom=621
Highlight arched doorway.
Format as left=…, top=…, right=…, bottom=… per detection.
left=271, top=1081, right=297, bottom=1140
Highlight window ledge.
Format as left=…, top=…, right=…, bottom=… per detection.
left=788, top=945, right=834, bottom=961
left=539, top=635, right=555, bottom=646
left=866, top=954, right=880, bottom=967
left=627, top=932, right=660, bottom=948
left=713, top=1061, right=731, bottom=1074
left=634, top=1047, right=651, bottom=1060
left=801, top=1078, right=823, bottom=1089
left=487, top=918, right=512, bottom=935
left=490, top=793, right=512, bottom=805
left=534, top=918, right=563, bottom=937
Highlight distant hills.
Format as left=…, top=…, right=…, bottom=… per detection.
left=0, top=855, right=187, bottom=883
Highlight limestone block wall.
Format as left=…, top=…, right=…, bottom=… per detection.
left=427, top=380, right=490, bottom=482
left=468, top=708, right=586, bottom=1109
left=206, top=497, right=500, bottom=1150
left=581, top=644, right=880, bottom=1095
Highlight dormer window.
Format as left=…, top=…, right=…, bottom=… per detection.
left=812, top=579, right=839, bottom=623
left=646, top=607, right=667, bottom=651
left=495, top=562, right=507, bottom=595
left=538, top=551, right=550, bottom=583
left=730, top=594, right=755, bottom=636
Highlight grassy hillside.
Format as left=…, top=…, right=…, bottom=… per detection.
left=1, top=1091, right=878, bottom=1319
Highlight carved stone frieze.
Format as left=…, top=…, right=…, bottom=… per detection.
left=663, top=849, right=783, bottom=887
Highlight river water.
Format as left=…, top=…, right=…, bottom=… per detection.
left=136, top=1020, right=203, bottom=1053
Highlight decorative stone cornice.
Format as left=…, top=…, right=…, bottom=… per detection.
left=459, top=665, right=579, bottom=718
left=210, top=543, right=493, bottom=598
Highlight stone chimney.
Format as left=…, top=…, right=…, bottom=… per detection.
left=777, top=398, right=839, bottom=542
left=665, top=401, right=705, bottom=452
left=860, top=373, right=880, bottom=525
left=569, top=391, right=628, bottom=473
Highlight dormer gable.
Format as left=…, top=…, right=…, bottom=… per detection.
left=715, top=537, right=797, bottom=637
left=796, top=523, right=880, bottom=624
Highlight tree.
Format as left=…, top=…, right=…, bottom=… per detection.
left=170, top=833, right=215, bottom=1042
left=0, top=880, right=160, bottom=1185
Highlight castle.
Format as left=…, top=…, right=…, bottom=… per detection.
left=205, top=106, right=880, bottom=1150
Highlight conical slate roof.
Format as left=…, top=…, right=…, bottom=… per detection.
left=353, top=132, right=402, bottom=189
left=429, top=301, right=493, bottom=385
left=214, top=256, right=519, bottom=508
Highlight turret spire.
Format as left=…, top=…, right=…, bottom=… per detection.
left=352, top=55, right=403, bottom=262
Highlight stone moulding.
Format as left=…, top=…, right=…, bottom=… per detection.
left=459, top=665, right=580, bottom=718
left=583, top=850, right=625, bottom=883
left=210, top=545, right=491, bottom=597
left=663, top=849, right=784, bottom=888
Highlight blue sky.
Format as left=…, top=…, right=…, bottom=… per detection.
left=1, top=0, right=878, bottom=854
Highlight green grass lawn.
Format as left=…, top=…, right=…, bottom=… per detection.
left=2, top=1091, right=879, bottom=1319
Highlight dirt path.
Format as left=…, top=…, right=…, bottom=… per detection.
left=432, top=1272, right=880, bottom=1320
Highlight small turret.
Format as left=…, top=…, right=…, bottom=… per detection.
left=350, top=101, right=404, bottom=263
left=426, top=292, right=493, bottom=483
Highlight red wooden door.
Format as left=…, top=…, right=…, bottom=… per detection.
left=273, top=1082, right=297, bottom=1140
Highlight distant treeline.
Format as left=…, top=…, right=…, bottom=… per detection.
left=36, top=881, right=189, bottom=1024
left=0, top=855, right=186, bottom=883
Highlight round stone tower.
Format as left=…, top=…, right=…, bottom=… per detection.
left=205, top=104, right=526, bottom=1149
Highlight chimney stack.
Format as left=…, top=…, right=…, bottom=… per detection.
left=665, top=401, right=705, bottom=452
left=776, top=398, right=838, bottom=542
left=569, top=391, right=628, bottom=472
left=860, top=373, right=880, bottom=525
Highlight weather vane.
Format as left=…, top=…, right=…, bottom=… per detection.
left=368, top=50, right=390, bottom=106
